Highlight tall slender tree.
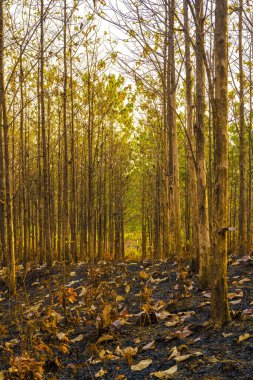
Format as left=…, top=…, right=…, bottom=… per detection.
left=0, top=0, right=16, bottom=294
left=211, top=0, right=231, bottom=328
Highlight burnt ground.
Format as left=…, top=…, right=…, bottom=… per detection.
left=1, top=255, right=253, bottom=379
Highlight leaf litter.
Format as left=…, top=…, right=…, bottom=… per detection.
left=0, top=256, right=253, bottom=378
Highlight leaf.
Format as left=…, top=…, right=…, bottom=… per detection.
left=79, top=287, right=87, bottom=297
left=158, top=311, right=171, bottom=320
left=116, top=346, right=138, bottom=364
left=131, top=358, right=152, bottom=371
left=0, top=371, right=4, bottom=380
left=174, top=326, right=193, bottom=340
left=169, top=346, right=179, bottom=360
left=102, top=304, right=112, bottom=328
left=0, top=324, right=7, bottom=335
left=96, top=333, right=114, bottom=344
left=238, top=277, right=251, bottom=285
left=230, top=299, right=241, bottom=305
left=57, top=332, right=69, bottom=342
left=151, top=365, right=178, bottom=378
left=95, top=368, right=108, bottom=378
left=71, top=334, right=84, bottom=343
left=139, top=271, right=149, bottom=280
left=31, top=281, right=40, bottom=286
left=228, top=291, right=243, bottom=299
left=174, top=354, right=191, bottom=363
left=238, top=333, right=252, bottom=342
left=116, top=295, right=125, bottom=302
left=142, top=340, right=155, bottom=350
left=165, top=320, right=179, bottom=327
left=125, top=284, right=131, bottom=293
left=242, top=308, right=253, bottom=315
left=67, top=288, right=77, bottom=303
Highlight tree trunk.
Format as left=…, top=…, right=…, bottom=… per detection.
left=62, top=0, right=70, bottom=263
left=0, top=0, right=16, bottom=294
left=238, top=0, right=246, bottom=254
left=211, top=0, right=231, bottom=328
left=195, top=0, right=210, bottom=287
left=40, top=0, right=52, bottom=267
left=184, top=0, right=199, bottom=270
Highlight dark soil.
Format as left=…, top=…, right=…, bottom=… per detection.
left=1, top=255, right=253, bottom=379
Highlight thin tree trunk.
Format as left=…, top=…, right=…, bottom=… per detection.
left=0, top=0, right=16, bottom=294
left=184, top=0, right=199, bottom=271
left=62, top=0, right=70, bottom=263
left=211, top=0, right=231, bottom=328
left=247, top=42, right=252, bottom=253
left=238, top=0, right=246, bottom=254
left=40, top=0, right=52, bottom=267
left=195, top=0, right=210, bottom=287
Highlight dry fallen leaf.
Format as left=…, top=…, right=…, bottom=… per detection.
left=96, top=333, right=114, bottom=344
left=102, top=304, right=112, bottom=328
left=222, top=333, right=233, bottom=338
left=131, top=358, right=152, bottom=371
left=95, top=368, right=108, bottom=378
left=228, top=291, right=243, bottom=300
left=165, top=320, right=179, bottom=327
left=142, top=340, right=155, bottom=350
left=116, top=345, right=138, bottom=364
left=116, top=295, right=125, bottom=302
left=71, top=334, right=84, bottom=343
left=79, top=287, right=87, bottom=297
left=174, top=354, right=191, bottom=363
left=158, top=311, right=171, bottom=320
left=125, top=284, right=131, bottom=293
left=230, top=299, right=241, bottom=305
left=242, top=309, right=253, bottom=315
left=169, top=346, right=178, bottom=360
left=151, top=365, right=178, bottom=378
left=57, top=332, right=69, bottom=342
left=238, top=333, right=252, bottom=342
left=238, top=277, right=251, bottom=285
left=139, top=271, right=150, bottom=280
left=0, top=371, right=4, bottom=380
left=174, top=326, right=193, bottom=340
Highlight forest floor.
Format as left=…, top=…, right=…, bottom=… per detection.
left=1, top=255, right=253, bottom=379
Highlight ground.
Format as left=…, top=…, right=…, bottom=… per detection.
left=0, top=255, right=253, bottom=379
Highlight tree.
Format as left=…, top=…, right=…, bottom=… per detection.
left=0, top=0, right=16, bottom=294
left=195, top=0, right=211, bottom=287
left=211, top=0, right=231, bottom=328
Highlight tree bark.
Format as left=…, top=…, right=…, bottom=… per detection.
left=195, top=0, right=210, bottom=287
left=0, top=0, right=16, bottom=294
left=211, top=0, right=231, bottom=328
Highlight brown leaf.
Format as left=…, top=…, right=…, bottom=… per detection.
left=238, top=333, right=252, bottom=342
left=151, top=365, right=178, bottom=378
left=242, top=309, right=253, bottom=315
left=71, top=334, right=84, bottom=343
left=116, top=295, right=125, bottom=302
left=131, top=358, right=152, bottom=371
left=95, top=368, right=108, bottom=378
left=57, top=332, right=69, bottom=342
left=139, top=271, right=150, bottom=280
left=125, top=284, right=131, bottom=293
left=142, top=340, right=155, bottom=350
left=174, top=354, right=191, bottom=363
left=96, top=333, right=114, bottom=344
left=102, top=304, right=112, bottom=328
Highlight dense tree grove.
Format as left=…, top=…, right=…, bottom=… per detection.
left=0, top=0, right=252, bottom=326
